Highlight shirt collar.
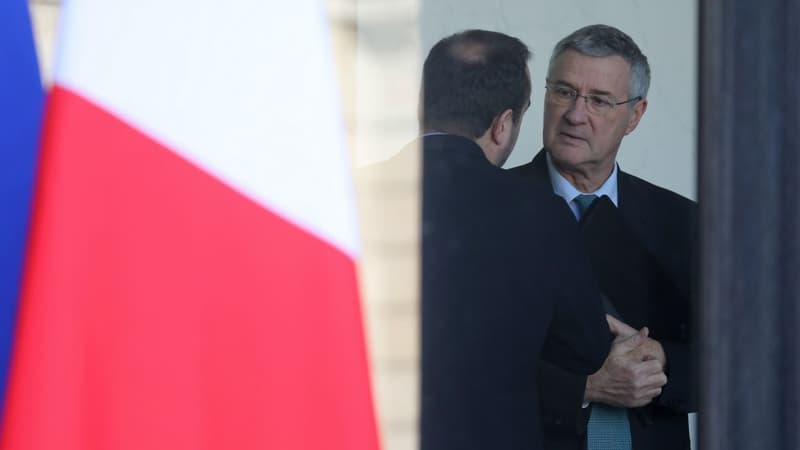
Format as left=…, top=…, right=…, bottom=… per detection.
left=421, top=131, right=450, bottom=137
left=545, top=152, right=619, bottom=218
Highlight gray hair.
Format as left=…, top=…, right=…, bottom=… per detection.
left=548, top=24, right=650, bottom=102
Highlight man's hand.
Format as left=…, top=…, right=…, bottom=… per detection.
left=606, top=314, right=638, bottom=339
left=606, top=314, right=667, bottom=367
left=584, top=326, right=668, bottom=408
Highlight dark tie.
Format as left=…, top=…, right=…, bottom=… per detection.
left=573, top=193, right=598, bottom=220
left=573, top=194, right=633, bottom=449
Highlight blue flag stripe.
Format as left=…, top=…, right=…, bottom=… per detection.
left=0, top=0, right=44, bottom=416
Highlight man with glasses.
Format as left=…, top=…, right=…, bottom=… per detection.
left=511, top=25, right=696, bottom=450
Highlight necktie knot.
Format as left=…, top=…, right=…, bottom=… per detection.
left=573, top=194, right=598, bottom=219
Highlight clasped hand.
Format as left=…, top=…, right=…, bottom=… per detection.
left=584, top=315, right=667, bottom=408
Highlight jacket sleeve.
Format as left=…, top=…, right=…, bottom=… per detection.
left=654, top=339, right=696, bottom=413
left=541, top=195, right=614, bottom=375
left=536, top=202, right=613, bottom=436
left=537, top=360, right=592, bottom=435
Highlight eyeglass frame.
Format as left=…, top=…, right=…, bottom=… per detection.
left=544, top=80, right=642, bottom=114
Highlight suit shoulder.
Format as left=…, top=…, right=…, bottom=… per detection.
left=502, top=169, right=564, bottom=207
left=507, top=160, right=535, bottom=175
left=621, top=171, right=696, bottom=211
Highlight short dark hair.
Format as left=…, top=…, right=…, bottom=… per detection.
left=421, top=29, right=531, bottom=139
left=549, top=24, right=650, bottom=100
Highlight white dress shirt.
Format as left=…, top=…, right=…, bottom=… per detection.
left=545, top=152, right=619, bottom=220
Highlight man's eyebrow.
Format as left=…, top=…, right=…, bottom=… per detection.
left=548, top=79, right=575, bottom=88
left=587, top=88, right=614, bottom=96
left=550, top=79, right=614, bottom=97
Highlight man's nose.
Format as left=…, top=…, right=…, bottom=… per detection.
left=564, top=95, right=590, bottom=124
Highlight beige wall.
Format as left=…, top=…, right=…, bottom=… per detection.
left=347, top=3, right=421, bottom=449
left=29, top=1, right=59, bottom=86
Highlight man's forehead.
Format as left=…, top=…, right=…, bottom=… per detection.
left=549, top=49, right=631, bottom=93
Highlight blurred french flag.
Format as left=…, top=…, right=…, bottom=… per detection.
left=1, top=1, right=378, bottom=449
left=0, top=0, right=43, bottom=416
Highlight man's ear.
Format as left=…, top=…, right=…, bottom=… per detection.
left=491, top=108, right=515, bottom=145
left=624, top=98, right=648, bottom=135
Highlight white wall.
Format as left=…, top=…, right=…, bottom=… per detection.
left=420, top=0, right=697, bottom=200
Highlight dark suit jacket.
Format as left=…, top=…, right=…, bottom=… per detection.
left=414, top=135, right=613, bottom=449
left=510, top=149, right=697, bottom=450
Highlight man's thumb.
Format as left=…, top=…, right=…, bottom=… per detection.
left=607, top=314, right=638, bottom=338
left=612, top=328, right=647, bottom=354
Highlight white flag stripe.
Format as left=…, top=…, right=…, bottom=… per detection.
left=55, top=0, right=360, bottom=257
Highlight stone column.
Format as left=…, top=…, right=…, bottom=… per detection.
left=698, top=0, right=800, bottom=448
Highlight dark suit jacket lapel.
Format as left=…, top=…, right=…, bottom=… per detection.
left=516, top=151, right=653, bottom=323
left=616, top=171, right=649, bottom=240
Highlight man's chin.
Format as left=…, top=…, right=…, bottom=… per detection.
left=547, top=144, right=589, bottom=166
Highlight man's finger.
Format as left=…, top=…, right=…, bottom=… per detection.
left=643, top=383, right=665, bottom=399
left=606, top=314, right=637, bottom=337
left=642, top=371, right=668, bottom=389
left=630, top=338, right=666, bottom=366
left=611, top=328, right=647, bottom=354
left=634, top=359, right=666, bottom=378
left=637, top=387, right=664, bottom=404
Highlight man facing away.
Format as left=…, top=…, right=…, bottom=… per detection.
left=414, top=29, right=634, bottom=449
left=511, top=24, right=696, bottom=450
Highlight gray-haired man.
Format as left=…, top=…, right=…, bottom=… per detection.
left=511, top=24, right=696, bottom=450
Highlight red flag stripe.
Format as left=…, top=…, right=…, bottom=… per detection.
left=1, top=86, right=379, bottom=450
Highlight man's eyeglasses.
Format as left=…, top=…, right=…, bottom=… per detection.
left=545, top=83, right=642, bottom=115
